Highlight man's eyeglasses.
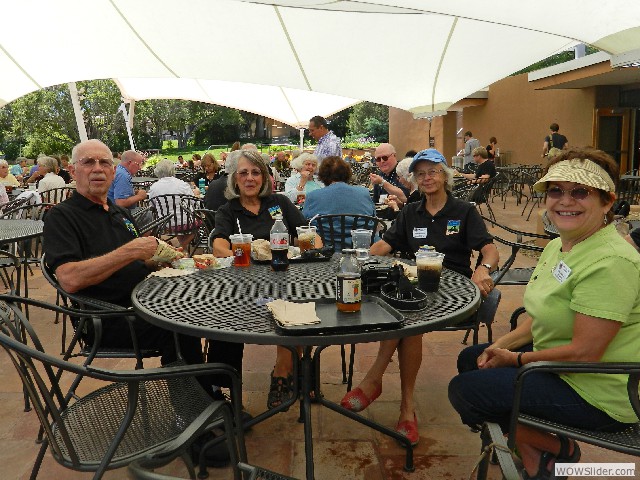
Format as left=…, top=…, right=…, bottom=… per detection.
left=77, top=158, right=114, bottom=169
left=375, top=153, right=395, bottom=163
left=414, top=169, right=444, bottom=179
left=546, top=186, right=592, bottom=200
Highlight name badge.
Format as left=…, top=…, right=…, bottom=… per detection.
left=446, top=220, right=461, bottom=235
left=552, top=261, right=571, bottom=283
left=413, top=227, right=428, bottom=239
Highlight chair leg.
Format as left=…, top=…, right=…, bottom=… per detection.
left=347, top=344, right=356, bottom=392
left=29, top=439, right=49, bottom=480
left=340, top=345, right=347, bottom=384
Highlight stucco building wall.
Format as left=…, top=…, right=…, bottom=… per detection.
left=390, top=73, right=597, bottom=166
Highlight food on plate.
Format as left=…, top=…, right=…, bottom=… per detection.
left=251, top=239, right=300, bottom=260
left=192, top=254, right=220, bottom=269
left=151, top=239, right=185, bottom=263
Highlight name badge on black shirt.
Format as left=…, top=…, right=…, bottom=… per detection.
left=413, top=227, right=428, bottom=239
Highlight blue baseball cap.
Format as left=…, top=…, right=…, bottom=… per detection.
left=408, top=149, right=447, bottom=173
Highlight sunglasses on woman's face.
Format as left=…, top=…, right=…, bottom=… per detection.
left=546, top=185, right=592, bottom=200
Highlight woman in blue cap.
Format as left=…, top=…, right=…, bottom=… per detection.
left=340, top=148, right=499, bottom=446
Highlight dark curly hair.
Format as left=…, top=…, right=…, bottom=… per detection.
left=317, top=156, right=352, bottom=185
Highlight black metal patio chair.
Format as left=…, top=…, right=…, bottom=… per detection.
left=506, top=361, right=640, bottom=469
left=40, top=186, right=75, bottom=204
left=150, top=194, right=203, bottom=251
left=0, top=294, right=244, bottom=480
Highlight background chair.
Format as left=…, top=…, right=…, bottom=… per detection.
left=440, top=287, right=502, bottom=345
left=150, top=194, right=203, bottom=252
left=0, top=294, right=244, bottom=480
left=40, top=186, right=75, bottom=205
left=311, top=213, right=387, bottom=253
left=191, top=208, right=216, bottom=253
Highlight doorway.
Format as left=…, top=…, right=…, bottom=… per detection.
left=594, top=108, right=630, bottom=173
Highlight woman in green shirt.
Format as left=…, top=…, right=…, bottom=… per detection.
left=449, top=147, right=640, bottom=480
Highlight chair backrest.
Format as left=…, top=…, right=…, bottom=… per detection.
left=40, top=187, right=75, bottom=205
left=617, top=177, right=640, bottom=205
left=476, top=288, right=501, bottom=326
left=481, top=216, right=550, bottom=286
left=311, top=214, right=387, bottom=252
left=0, top=196, right=29, bottom=216
left=467, top=173, right=503, bottom=205
left=150, top=194, right=203, bottom=234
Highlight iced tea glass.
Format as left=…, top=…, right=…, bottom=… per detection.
left=296, top=226, right=316, bottom=253
left=229, top=233, right=253, bottom=267
left=415, top=251, right=445, bottom=292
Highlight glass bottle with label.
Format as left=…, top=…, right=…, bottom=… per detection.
left=198, top=178, right=206, bottom=195
left=336, top=248, right=362, bottom=312
left=270, top=214, right=289, bottom=271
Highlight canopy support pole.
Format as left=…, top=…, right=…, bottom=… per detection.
left=118, top=102, right=136, bottom=151
left=299, top=128, right=304, bottom=150
left=67, top=82, right=88, bottom=142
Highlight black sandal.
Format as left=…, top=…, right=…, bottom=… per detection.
left=521, top=437, right=581, bottom=480
left=267, top=370, right=293, bottom=410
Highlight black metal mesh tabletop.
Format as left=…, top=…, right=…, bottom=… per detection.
left=132, top=256, right=480, bottom=346
left=0, top=219, right=44, bottom=243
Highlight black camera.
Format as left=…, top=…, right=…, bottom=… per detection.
left=361, top=262, right=402, bottom=293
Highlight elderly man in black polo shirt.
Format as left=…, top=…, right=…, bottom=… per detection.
left=370, top=143, right=410, bottom=204
left=341, top=148, right=499, bottom=446
left=43, top=139, right=204, bottom=367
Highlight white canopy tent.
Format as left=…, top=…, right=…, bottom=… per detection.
left=2, top=0, right=640, bottom=125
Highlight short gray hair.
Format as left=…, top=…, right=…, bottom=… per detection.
left=395, top=157, right=417, bottom=189
left=153, top=159, right=175, bottom=178
left=241, top=143, right=258, bottom=151
left=37, top=156, right=58, bottom=173
left=291, top=152, right=318, bottom=171
left=224, top=150, right=272, bottom=200
left=0, top=159, right=8, bottom=167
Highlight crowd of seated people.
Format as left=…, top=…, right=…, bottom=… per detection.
left=17, top=132, right=638, bottom=476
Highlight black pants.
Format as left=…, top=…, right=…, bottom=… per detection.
left=206, top=340, right=244, bottom=389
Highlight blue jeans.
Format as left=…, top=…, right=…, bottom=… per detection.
left=448, top=343, right=625, bottom=432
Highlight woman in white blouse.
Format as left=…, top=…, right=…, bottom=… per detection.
left=284, top=153, right=324, bottom=205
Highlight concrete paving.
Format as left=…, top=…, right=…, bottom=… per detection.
left=0, top=195, right=636, bottom=479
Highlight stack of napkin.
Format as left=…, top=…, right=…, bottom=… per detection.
left=266, top=299, right=321, bottom=326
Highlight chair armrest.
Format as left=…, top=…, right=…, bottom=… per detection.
left=507, top=360, right=640, bottom=449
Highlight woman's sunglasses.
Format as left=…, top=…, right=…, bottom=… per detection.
left=546, top=186, right=592, bottom=200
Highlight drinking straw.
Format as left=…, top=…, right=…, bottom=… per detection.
left=237, top=218, right=243, bottom=234
left=308, top=214, right=319, bottom=227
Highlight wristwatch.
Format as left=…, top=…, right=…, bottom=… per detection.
left=479, top=263, right=492, bottom=271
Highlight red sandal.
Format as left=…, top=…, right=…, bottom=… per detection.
left=340, top=384, right=382, bottom=412
left=395, top=413, right=419, bottom=447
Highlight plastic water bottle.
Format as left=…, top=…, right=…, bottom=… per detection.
left=270, top=214, right=289, bottom=271
left=198, top=178, right=206, bottom=195
left=336, top=249, right=362, bottom=312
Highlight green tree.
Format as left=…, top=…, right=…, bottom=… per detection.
left=347, top=102, right=389, bottom=141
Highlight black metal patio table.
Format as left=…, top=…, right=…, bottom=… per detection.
left=0, top=219, right=44, bottom=299
left=131, top=255, right=480, bottom=480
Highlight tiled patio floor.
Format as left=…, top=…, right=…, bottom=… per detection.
left=1, top=195, right=636, bottom=479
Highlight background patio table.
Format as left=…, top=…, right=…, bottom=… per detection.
left=131, top=255, right=480, bottom=480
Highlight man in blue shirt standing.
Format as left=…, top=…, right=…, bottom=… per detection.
left=309, top=115, right=342, bottom=165
left=108, top=150, right=147, bottom=209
